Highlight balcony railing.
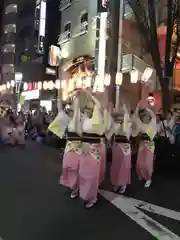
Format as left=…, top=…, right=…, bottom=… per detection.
left=72, top=21, right=88, bottom=38
left=59, top=0, right=72, bottom=11
left=57, top=30, right=71, bottom=45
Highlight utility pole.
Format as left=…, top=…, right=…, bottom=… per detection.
left=107, top=0, right=121, bottom=107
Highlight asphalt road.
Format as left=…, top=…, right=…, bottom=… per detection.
left=0, top=142, right=179, bottom=240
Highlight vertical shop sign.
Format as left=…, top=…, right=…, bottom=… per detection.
left=37, top=0, right=46, bottom=54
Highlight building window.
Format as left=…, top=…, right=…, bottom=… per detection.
left=80, top=12, right=88, bottom=32
left=4, top=24, right=16, bottom=34
left=64, top=21, right=71, bottom=32
left=2, top=44, right=15, bottom=53
left=59, top=0, right=72, bottom=11
left=5, top=4, right=17, bottom=14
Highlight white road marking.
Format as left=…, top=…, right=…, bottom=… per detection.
left=100, top=190, right=180, bottom=240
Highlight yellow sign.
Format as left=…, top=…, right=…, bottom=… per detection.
left=20, top=95, right=25, bottom=105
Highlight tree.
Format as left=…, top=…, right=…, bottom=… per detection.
left=128, top=0, right=180, bottom=114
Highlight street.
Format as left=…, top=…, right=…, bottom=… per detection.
left=0, top=142, right=179, bottom=240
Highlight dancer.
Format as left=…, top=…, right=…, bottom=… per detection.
left=111, top=104, right=132, bottom=194
left=79, top=92, right=106, bottom=208
left=60, top=90, right=82, bottom=199
left=135, top=107, right=157, bottom=188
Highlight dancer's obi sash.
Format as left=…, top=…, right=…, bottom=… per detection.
left=114, top=135, right=131, bottom=156
left=64, top=140, right=82, bottom=154
left=139, top=140, right=155, bottom=153
left=81, top=133, right=104, bottom=160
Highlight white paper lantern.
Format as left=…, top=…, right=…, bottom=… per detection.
left=43, top=81, right=48, bottom=90
left=141, top=67, right=154, bottom=82
left=55, top=79, right=61, bottom=89
left=6, top=82, right=10, bottom=89
left=130, top=69, right=139, bottom=83
left=38, top=81, right=42, bottom=90
left=0, top=86, right=2, bottom=92
left=11, top=80, right=15, bottom=87
left=23, top=82, right=28, bottom=91
left=2, top=84, right=6, bottom=90
left=48, top=81, right=54, bottom=90
left=115, top=72, right=123, bottom=85
left=104, top=74, right=110, bottom=86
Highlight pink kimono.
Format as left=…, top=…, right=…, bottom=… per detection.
left=136, top=113, right=157, bottom=181
left=136, top=140, right=155, bottom=181
left=60, top=139, right=106, bottom=201
left=60, top=140, right=82, bottom=189
left=79, top=140, right=105, bottom=201
left=111, top=141, right=131, bottom=187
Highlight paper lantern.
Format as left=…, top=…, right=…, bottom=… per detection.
left=48, top=81, right=54, bottom=90
left=55, top=79, right=61, bottom=89
left=11, top=80, right=15, bottom=87
left=6, top=82, right=10, bottom=89
left=115, top=72, right=123, bottom=85
left=104, top=74, right=110, bottom=86
left=2, top=84, right=6, bottom=90
left=23, top=82, right=28, bottom=91
left=130, top=69, right=139, bottom=83
left=43, top=81, right=48, bottom=90
left=141, top=67, right=154, bottom=82
left=38, top=81, right=42, bottom=90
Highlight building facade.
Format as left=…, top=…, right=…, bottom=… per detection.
left=0, top=0, right=60, bottom=110
left=57, top=0, right=108, bottom=100
left=56, top=0, right=167, bottom=109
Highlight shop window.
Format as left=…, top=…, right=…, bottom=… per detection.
left=80, top=12, right=88, bottom=32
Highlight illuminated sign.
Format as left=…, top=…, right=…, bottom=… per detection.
left=21, top=55, right=30, bottom=63
left=21, top=90, right=40, bottom=100
left=46, top=67, right=56, bottom=75
left=37, top=0, right=46, bottom=54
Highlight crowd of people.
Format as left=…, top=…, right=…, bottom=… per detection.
left=0, top=105, right=55, bottom=146
left=48, top=89, right=178, bottom=209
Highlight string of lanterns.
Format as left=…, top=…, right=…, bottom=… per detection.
left=0, top=67, right=155, bottom=93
